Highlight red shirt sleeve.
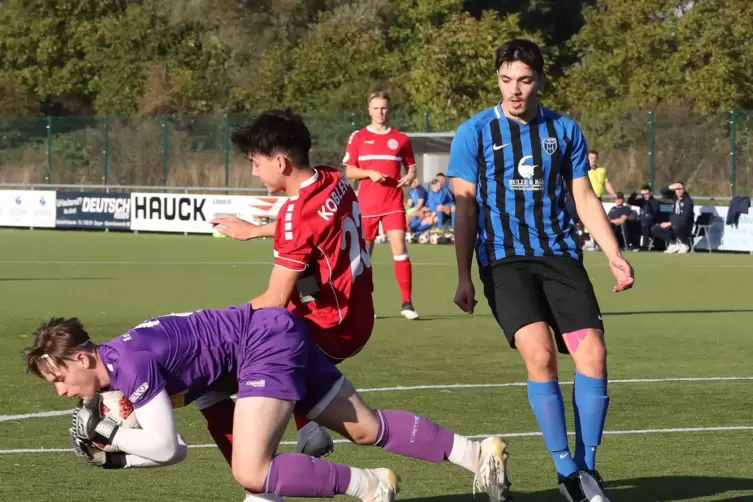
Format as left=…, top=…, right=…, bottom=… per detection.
left=343, top=131, right=360, bottom=167
left=401, top=136, right=416, bottom=168
left=273, top=205, right=313, bottom=272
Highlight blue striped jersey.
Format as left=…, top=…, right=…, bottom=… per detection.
left=447, top=104, right=589, bottom=267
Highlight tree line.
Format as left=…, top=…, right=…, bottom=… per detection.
left=2, top=0, right=751, bottom=130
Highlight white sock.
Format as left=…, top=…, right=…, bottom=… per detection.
left=447, top=434, right=480, bottom=473
left=346, top=467, right=370, bottom=498
left=243, top=493, right=284, bottom=502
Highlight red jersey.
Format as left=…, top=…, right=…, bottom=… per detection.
left=273, top=166, right=374, bottom=329
left=343, top=127, right=416, bottom=217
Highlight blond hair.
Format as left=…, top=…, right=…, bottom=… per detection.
left=368, top=91, right=390, bottom=104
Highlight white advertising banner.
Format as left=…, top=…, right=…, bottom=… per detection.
left=129, top=192, right=288, bottom=234
left=0, top=190, right=57, bottom=228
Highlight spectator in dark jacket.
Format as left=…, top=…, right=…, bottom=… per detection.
left=652, top=181, right=694, bottom=253
left=608, top=192, right=638, bottom=249
left=628, top=185, right=661, bottom=250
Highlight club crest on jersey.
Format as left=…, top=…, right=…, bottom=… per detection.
left=387, top=139, right=399, bottom=150
left=542, top=137, right=558, bottom=155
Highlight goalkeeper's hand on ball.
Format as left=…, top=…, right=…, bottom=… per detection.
left=70, top=393, right=120, bottom=447
left=70, top=435, right=127, bottom=469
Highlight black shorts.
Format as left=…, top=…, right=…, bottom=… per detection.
left=479, top=256, right=604, bottom=355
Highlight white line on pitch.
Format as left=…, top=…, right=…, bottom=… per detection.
left=2, top=376, right=751, bottom=423
left=2, top=425, right=752, bottom=455
left=0, top=260, right=450, bottom=266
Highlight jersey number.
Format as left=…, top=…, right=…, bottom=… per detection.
left=341, top=201, right=371, bottom=282
left=133, top=310, right=199, bottom=329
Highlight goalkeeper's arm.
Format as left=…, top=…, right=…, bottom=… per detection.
left=112, top=389, right=188, bottom=467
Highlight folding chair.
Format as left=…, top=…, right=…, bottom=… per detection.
left=691, top=212, right=715, bottom=253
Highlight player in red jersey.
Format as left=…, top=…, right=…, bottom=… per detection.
left=343, top=92, right=420, bottom=320
left=206, top=109, right=376, bottom=473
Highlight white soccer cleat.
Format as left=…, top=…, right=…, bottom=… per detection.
left=361, top=468, right=399, bottom=502
left=400, top=301, right=420, bottom=320
left=677, top=243, right=690, bottom=254
left=472, top=436, right=511, bottom=502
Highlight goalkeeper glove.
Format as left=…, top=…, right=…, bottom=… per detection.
left=70, top=436, right=127, bottom=469
left=70, top=394, right=120, bottom=448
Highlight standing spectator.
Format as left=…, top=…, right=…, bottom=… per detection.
left=587, top=150, right=617, bottom=201
left=652, top=181, right=694, bottom=253
left=627, top=185, right=661, bottom=250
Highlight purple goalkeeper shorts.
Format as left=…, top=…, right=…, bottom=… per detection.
left=236, top=307, right=344, bottom=417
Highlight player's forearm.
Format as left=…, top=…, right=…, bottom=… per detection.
left=345, top=165, right=375, bottom=180
left=123, top=436, right=188, bottom=468
left=576, top=192, right=623, bottom=259
left=111, top=390, right=186, bottom=464
left=454, top=200, right=477, bottom=281
left=253, top=221, right=276, bottom=238
left=249, top=291, right=288, bottom=309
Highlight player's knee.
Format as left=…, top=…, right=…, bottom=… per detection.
left=569, top=329, right=607, bottom=376
left=348, top=422, right=379, bottom=445
left=524, top=346, right=557, bottom=376
left=232, top=462, right=270, bottom=494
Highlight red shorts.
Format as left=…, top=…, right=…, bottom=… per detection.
left=305, top=302, right=375, bottom=363
left=362, top=211, right=406, bottom=241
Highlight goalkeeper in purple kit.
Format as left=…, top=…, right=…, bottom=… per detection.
left=24, top=304, right=512, bottom=502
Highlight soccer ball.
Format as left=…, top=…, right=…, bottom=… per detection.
left=91, top=390, right=140, bottom=452
left=418, top=232, right=430, bottom=244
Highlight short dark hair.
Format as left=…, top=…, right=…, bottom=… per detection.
left=436, top=172, right=446, bottom=177
left=24, top=317, right=96, bottom=378
left=640, top=184, right=651, bottom=191
left=231, top=109, right=311, bottom=167
left=495, top=39, right=544, bottom=77
left=588, top=149, right=598, bottom=156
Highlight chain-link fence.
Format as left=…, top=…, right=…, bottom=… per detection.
left=1, top=109, right=751, bottom=196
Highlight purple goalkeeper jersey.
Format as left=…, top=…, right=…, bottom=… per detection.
left=99, top=304, right=254, bottom=409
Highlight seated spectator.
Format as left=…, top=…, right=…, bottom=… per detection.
left=627, top=185, right=661, bottom=250
left=607, top=192, right=638, bottom=249
left=427, top=178, right=455, bottom=231
left=406, top=178, right=428, bottom=225
left=652, top=181, right=694, bottom=253
left=409, top=206, right=436, bottom=235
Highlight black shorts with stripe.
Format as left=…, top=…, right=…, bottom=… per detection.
left=479, top=255, right=604, bottom=355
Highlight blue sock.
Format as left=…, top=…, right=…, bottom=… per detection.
left=417, top=223, right=433, bottom=233
left=527, top=379, right=578, bottom=480
left=573, top=371, right=609, bottom=472
left=437, top=211, right=445, bottom=228
left=451, top=210, right=456, bottom=229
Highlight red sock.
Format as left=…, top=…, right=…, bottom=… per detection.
left=293, top=410, right=311, bottom=430
left=394, top=254, right=412, bottom=303
left=199, top=399, right=235, bottom=465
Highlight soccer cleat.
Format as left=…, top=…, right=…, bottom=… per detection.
left=361, top=468, right=400, bottom=502
left=664, top=242, right=679, bottom=254
left=472, top=436, right=512, bottom=502
left=558, top=473, right=587, bottom=502
left=400, top=301, right=420, bottom=320
left=579, top=471, right=611, bottom=502
left=293, top=421, right=334, bottom=457
left=558, top=471, right=609, bottom=502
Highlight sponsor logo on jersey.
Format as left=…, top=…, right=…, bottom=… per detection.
left=129, top=382, right=149, bottom=402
